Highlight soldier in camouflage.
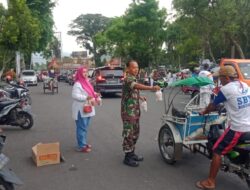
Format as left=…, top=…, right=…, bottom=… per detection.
left=121, top=60, right=160, bottom=167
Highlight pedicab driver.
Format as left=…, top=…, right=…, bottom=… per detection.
left=196, top=65, right=250, bottom=189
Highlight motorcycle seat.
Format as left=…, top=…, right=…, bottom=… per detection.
left=0, top=99, right=19, bottom=110
left=238, top=132, right=250, bottom=144
left=235, top=132, right=250, bottom=151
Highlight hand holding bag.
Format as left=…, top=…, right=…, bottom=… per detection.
left=83, top=100, right=92, bottom=113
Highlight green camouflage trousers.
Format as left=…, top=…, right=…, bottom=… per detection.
left=122, top=120, right=140, bottom=153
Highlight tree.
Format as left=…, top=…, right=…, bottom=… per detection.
left=8, top=0, right=41, bottom=53
left=124, top=0, right=167, bottom=68
left=0, top=0, right=56, bottom=77
left=172, top=0, right=250, bottom=61
left=25, top=0, right=55, bottom=67
left=0, top=4, right=12, bottom=77
left=1, top=0, right=41, bottom=73
left=95, top=17, right=129, bottom=59
left=164, top=16, right=204, bottom=68
left=43, top=36, right=61, bottom=59
left=68, top=14, right=112, bottom=66
left=95, top=0, right=167, bottom=68
left=0, top=0, right=56, bottom=74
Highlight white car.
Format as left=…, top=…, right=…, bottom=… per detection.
left=20, top=70, right=38, bottom=86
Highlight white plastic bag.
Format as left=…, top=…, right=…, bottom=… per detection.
left=97, top=96, right=102, bottom=106
left=140, top=101, right=148, bottom=112
left=155, top=90, right=163, bottom=101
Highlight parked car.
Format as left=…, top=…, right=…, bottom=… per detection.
left=88, top=68, right=94, bottom=78
left=20, top=70, right=38, bottom=86
left=68, top=70, right=77, bottom=85
left=65, top=70, right=74, bottom=83
left=90, top=66, right=124, bottom=95
left=57, top=73, right=67, bottom=82
left=219, top=58, right=250, bottom=86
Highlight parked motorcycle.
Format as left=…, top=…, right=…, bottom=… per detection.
left=0, top=82, right=31, bottom=105
left=206, top=124, right=250, bottom=187
left=0, top=135, right=23, bottom=190
left=0, top=99, right=33, bottom=129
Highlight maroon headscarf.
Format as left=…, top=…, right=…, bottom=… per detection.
left=75, top=67, right=97, bottom=99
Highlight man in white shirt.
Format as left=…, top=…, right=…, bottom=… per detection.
left=196, top=65, right=250, bottom=189
left=198, top=64, right=214, bottom=108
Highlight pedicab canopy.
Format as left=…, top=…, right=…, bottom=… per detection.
left=170, top=77, right=214, bottom=87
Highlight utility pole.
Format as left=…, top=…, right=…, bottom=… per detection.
left=54, top=31, right=62, bottom=62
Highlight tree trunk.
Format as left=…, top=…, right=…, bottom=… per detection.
left=24, top=53, right=32, bottom=69
left=206, top=39, right=216, bottom=64
left=0, top=66, right=5, bottom=80
left=0, top=50, right=14, bottom=79
left=231, top=45, right=235, bottom=58
left=230, top=36, right=245, bottom=59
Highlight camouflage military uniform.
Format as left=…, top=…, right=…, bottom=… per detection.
left=121, top=74, right=140, bottom=153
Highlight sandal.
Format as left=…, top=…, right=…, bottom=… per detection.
left=196, top=180, right=215, bottom=190
left=81, top=146, right=91, bottom=153
left=86, top=144, right=92, bottom=148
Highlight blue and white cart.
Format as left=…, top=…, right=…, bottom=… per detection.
left=158, top=77, right=226, bottom=164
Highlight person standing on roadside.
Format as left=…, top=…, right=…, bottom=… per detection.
left=121, top=60, right=160, bottom=167
left=72, top=67, right=100, bottom=153
left=198, top=64, right=214, bottom=108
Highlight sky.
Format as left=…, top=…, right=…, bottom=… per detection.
left=0, top=0, right=6, bottom=7
left=53, top=0, right=173, bottom=56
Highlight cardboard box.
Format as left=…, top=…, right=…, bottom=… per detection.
left=32, top=142, right=60, bottom=167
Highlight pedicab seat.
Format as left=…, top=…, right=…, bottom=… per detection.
left=172, top=106, right=186, bottom=118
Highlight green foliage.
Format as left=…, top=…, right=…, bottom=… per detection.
left=123, top=0, right=167, bottom=68
left=170, top=0, right=250, bottom=65
left=26, top=0, right=55, bottom=52
left=0, top=0, right=55, bottom=72
left=33, top=62, right=46, bottom=71
left=43, top=36, right=61, bottom=59
left=7, top=0, right=41, bottom=52
left=95, top=0, right=168, bottom=69
left=68, top=14, right=112, bottom=66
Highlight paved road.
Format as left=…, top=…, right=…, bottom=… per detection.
left=2, top=82, right=248, bottom=190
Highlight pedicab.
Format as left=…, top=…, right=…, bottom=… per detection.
left=43, top=77, right=58, bottom=94
left=158, top=77, right=250, bottom=188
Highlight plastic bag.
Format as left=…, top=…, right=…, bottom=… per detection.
left=97, top=96, right=102, bottom=106
left=155, top=90, right=163, bottom=101
left=140, top=101, right=148, bottom=112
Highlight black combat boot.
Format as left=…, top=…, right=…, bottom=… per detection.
left=131, top=151, right=144, bottom=161
left=123, top=152, right=139, bottom=167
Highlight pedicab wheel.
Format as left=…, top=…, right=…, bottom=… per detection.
left=245, top=174, right=250, bottom=189
left=158, top=125, right=176, bottom=164
left=0, top=177, right=14, bottom=190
